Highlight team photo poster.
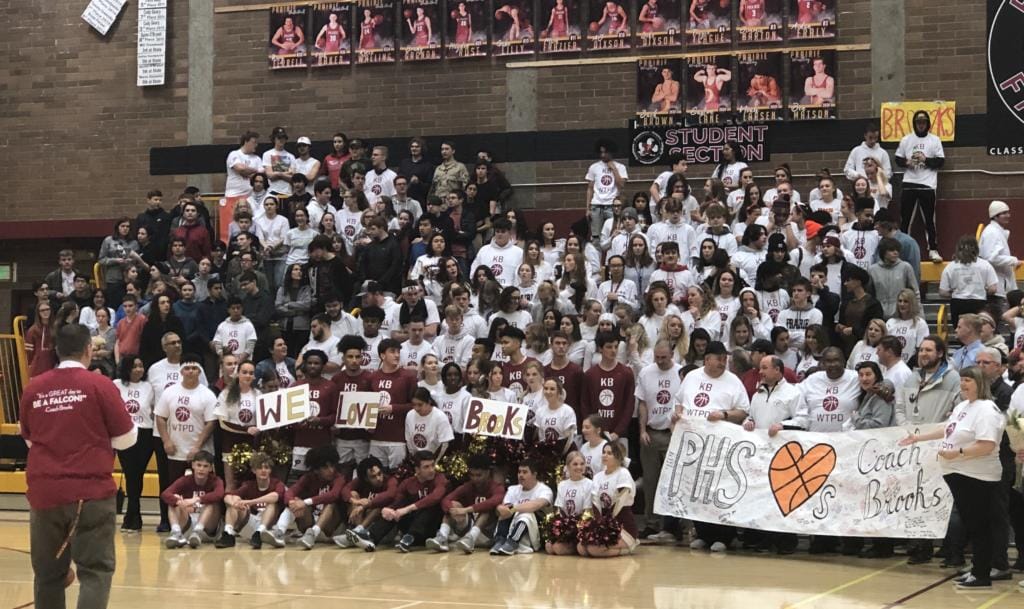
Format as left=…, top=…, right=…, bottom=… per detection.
left=538, top=0, right=582, bottom=53
left=310, top=3, right=352, bottom=68
left=268, top=5, right=309, bottom=70
left=447, top=0, right=488, bottom=58
left=736, top=51, right=783, bottom=121
left=355, top=0, right=397, bottom=64
left=587, top=0, right=631, bottom=52
left=789, top=49, right=837, bottom=120
left=401, top=0, right=442, bottom=61
left=492, top=1, right=536, bottom=56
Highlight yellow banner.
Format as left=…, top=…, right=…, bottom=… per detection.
left=880, top=101, right=956, bottom=142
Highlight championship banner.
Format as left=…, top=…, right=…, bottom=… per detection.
left=686, top=0, right=731, bottom=47
left=788, top=50, right=837, bottom=120
left=268, top=5, right=310, bottom=70
left=654, top=419, right=954, bottom=538
left=492, top=1, right=536, bottom=56
left=630, top=119, right=770, bottom=166
left=880, top=101, right=956, bottom=143
left=447, top=0, right=488, bottom=59
left=686, top=55, right=733, bottom=124
left=986, top=0, right=1024, bottom=156
left=737, top=0, right=782, bottom=43
left=587, top=0, right=631, bottom=52
left=311, top=3, right=353, bottom=68
left=336, top=391, right=382, bottom=429
left=635, top=0, right=681, bottom=49
left=462, top=397, right=527, bottom=440
left=256, top=385, right=311, bottom=431
left=401, top=0, right=442, bottom=61
left=539, top=0, right=582, bottom=53
left=355, top=0, right=396, bottom=64
left=788, top=0, right=837, bottom=40
left=736, top=52, right=783, bottom=122
left=637, top=59, right=683, bottom=116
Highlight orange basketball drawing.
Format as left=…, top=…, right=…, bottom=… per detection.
left=769, top=441, right=837, bottom=516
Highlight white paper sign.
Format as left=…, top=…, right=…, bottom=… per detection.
left=462, top=397, right=527, bottom=440
left=137, top=0, right=167, bottom=86
left=255, top=384, right=310, bottom=431
left=336, top=391, right=382, bottom=429
left=82, top=0, right=127, bottom=35
left=654, top=419, right=953, bottom=538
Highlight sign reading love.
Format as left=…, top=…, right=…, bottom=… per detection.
left=769, top=442, right=837, bottom=516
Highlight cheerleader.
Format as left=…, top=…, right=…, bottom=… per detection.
left=578, top=441, right=639, bottom=557
left=578, top=414, right=608, bottom=477
left=546, top=452, right=594, bottom=556
left=535, top=378, right=577, bottom=453
left=213, top=361, right=260, bottom=491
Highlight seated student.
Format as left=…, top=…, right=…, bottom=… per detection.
left=263, top=445, right=347, bottom=550
left=218, top=452, right=286, bottom=549
left=334, top=456, right=399, bottom=549
left=357, top=451, right=448, bottom=552
left=427, top=454, right=506, bottom=554
left=405, top=387, right=455, bottom=461
left=547, top=451, right=595, bottom=556
left=578, top=441, right=639, bottom=557
left=490, top=460, right=553, bottom=556
left=161, top=450, right=225, bottom=549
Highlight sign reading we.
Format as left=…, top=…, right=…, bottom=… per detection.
left=256, top=385, right=310, bottom=431
left=336, top=392, right=382, bottom=429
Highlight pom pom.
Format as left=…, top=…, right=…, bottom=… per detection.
left=226, top=443, right=254, bottom=476
left=436, top=452, right=469, bottom=485
left=528, top=436, right=565, bottom=487
left=257, top=435, right=292, bottom=467
left=577, top=510, right=621, bottom=547
left=541, top=511, right=579, bottom=544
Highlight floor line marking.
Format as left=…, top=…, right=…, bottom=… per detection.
left=783, top=561, right=903, bottom=609
left=390, top=602, right=423, bottom=609
left=973, top=590, right=1013, bottom=609
left=0, top=546, right=30, bottom=555
left=880, top=572, right=960, bottom=609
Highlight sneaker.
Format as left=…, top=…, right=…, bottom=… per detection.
left=425, top=535, right=449, bottom=552
left=955, top=574, right=991, bottom=589
left=186, top=532, right=202, bottom=549
left=333, top=534, right=354, bottom=548
left=515, top=543, right=535, bottom=555
left=121, top=520, right=141, bottom=533
left=929, top=250, right=942, bottom=264
left=250, top=532, right=263, bottom=549
left=640, top=527, right=660, bottom=539
left=957, top=565, right=972, bottom=575
left=990, top=569, right=1012, bottom=581
left=689, top=539, right=708, bottom=550
left=261, top=528, right=286, bottom=549
left=649, top=531, right=677, bottom=543
left=710, top=541, right=727, bottom=553
left=396, top=534, right=415, bottom=553
left=215, top=534, right=236, bottom=549
left=907, top=553, right=933, bottom=565
left=953, top=573, right=970, bottom=585
left=346, top=529, right=375, bottom=552
left=298, top=529, right=317, bottom=550
left=497, top=540, right=517, bottom=556
left=164, top=533, right=185, bottom=549
left=455, top=536, right=476, bottom=554
left=489, top=538, right=506, bottom=555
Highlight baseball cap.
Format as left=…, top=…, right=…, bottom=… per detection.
left=705, top=341, right=728, bottom=356
left=296, top=136, right=311, bottom=146
left=357, top=280, right=383, bottom=296
left=271, top=126, right=288, bottom=140
left=349, top=138, right=365, bottom=149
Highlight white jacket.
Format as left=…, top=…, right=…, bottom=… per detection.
left=978, top=221, right=1019, bottom=296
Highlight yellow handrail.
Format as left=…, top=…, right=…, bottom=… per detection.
left=936, top=305, right=947, bottom=341
left=975, top=224, right=983, bottom=240
left=93, top=261, right=104, bottom=289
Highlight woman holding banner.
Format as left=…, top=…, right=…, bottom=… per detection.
left=900, top=366, right=1005, bottom=588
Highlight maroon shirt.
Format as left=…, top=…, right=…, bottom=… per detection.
left=232, top=477, right=286, bottom=513
left=370, top=367, right=418, bottom=443
left=285, top=471, right=346, bottom=505
left=342, top=475, right=399, bottom=508
left=393, top=472, right=449, bottom=510
left=160, top=474, right=226, bottom=507
left=20, top=365, right=135, bottom=510
left=333, top=369, right=374, bottom=441
left=292, top=377, right=339, bottom=448
left=580, top=362, right=636, bottom=438
left=441, top=479, right=506, bottom=514
left=502, top=355, right=537, bottom=396
left=544, top=361, right=584, bottom=424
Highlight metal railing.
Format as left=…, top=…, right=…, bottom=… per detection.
left=0, top=316, right=29, bottom=426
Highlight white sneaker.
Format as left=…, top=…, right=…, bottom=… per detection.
left=689, top=538, right=707, bottom=550
left=425, top=535, right=449, bottom=552
left=298, top=529, right=317, bottom=550
left=333, top=534, right=354, bottom=548
left=164, top=532, right=185, bottom=549
left=710, top=541, right=728, bottom=553
left=455, top=536, right=476, bottom=554
left=649, top=531, right=676, bottom=543
left=186, top=532, right=202, bottom=549
left=261, top=528, right=286, bottom=548
left=514, top=543, right=535, bottom=555
left=929, top=249, right=942, bottom=263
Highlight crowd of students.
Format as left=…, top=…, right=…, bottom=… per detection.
left=17, top=125, right=1024, bottom=585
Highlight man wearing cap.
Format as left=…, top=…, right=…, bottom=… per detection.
left=365, top=146, right=398, bottom=205
left=293, top=136, right=321, bottom=195
left=978, top=312, right=1010, bottom=359
left=340, top=139, right=369, bottom=188
left=873, top=208, right=921, bottom=282
left=607, top=207, right=642, bottom=259
left=979, top=201, right=1020, bottom=317
left=263, top=127, right=297, bottom=197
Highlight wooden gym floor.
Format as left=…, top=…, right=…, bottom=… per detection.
left=0, top=512, right=1021, bottom=609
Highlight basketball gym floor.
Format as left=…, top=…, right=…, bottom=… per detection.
left=1, top=511, right=1021, bottom=609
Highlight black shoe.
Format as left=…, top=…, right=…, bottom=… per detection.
left=215, top=534, right=236, bottom=549
left=954, top=575, right=991, bottom=589
left=1012, top=558, right=1024, bottom=571
left=156, top=521, right=170, bottom=533
left=939, top=558, right=964, bottom=568
left=121, top=519, right=141, bottom=533
left=250, top=532, right=262, bottom=549
left=907, top=554, right=932, bottom=565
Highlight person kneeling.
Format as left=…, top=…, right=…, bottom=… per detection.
left=218, top=452, right=286, bottom=549
left=490, top=460, right=553, bottom=556
left=578, top=442, right=639, bottom=557
left=427, top=454, right=506, bottom=554
left=162, top=451, right=224, bottom=549
left=546, top=451, right=594, bottom=556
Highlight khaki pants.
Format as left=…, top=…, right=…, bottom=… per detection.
left=640, top=427, right=672, bottom=529
left=30, top=496, right=116, bottom=609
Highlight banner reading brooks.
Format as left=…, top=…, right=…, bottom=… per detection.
left=654, top=419, right=953, bottom=538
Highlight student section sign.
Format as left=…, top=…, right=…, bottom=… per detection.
left=654, top=419, right=953, bottom=538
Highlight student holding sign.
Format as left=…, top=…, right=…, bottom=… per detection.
left=333, top=335, right=374, bottom=472
left=291, top=350, right=339, bottom=474
left=369, top=338, right=419, bottom=468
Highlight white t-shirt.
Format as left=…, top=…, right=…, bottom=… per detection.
left=756, top=289, right=790, bottom=325
left=293, top=157, right=319, bottom=194
left=1012, top=318, right=1024, bottom=353
left=763, top=187, right=802, bottom=206
left=579, top=440, right=607, bottom=477
left=225, top=149, right=262, bottom=197
left=847, top=342, right=879, bottom=368
left=148, top=359, right=210, bottom=407
left=503, top=482, right=554, bottom=507
left=940, top=400, right=1005, bottom=481
left=939, top=260, right=999, bottom=300
left=585, top=161, right=629, bottom=207
left=364, top=168, right=398, bottom=203
left=434, top=333, right=474, bottom=368
left=115, top=380, right=155, bottom=429
left=896, top=132, right=944, bottom=190
left=301, top=335, right=342, bottom=378
left=591, top=466, right=635, bottom=513
left=885, top=318, right=930, bottom=363
left=712, top=161, right=748, bottom=191
left=405, top=407, right=454, bottom=454
left=262, top=148, right=297, bottom=195
left=675, top=367, right=749, bottom=420
left=647, top=221, right=697, bottom=258
left=213, top=388, right=260, bottom=428
left=437, top=388, right=472, bottom=433
left=714, top=296, right=741, bottom=340
left=535, top=404, right=578, bottom=442
left=214, top=318, right=258, bottom=359
left=336, top=207, right=364, bottom=256
left=285, top=227, right=319, bottom=265
left=799, top=369, right=860, bottom=432
left=882, top=360, right=912, bottom=392
left=556, top=478, right=594, bottom=516
left=400, top=339, right=435, bottom=370
left=521, top=389, right=546, bottom=427
left=840, top=228, right=881, bottom=271
left=471, top=242, right=524, bottom=287
left=635, top=362, right=683, bottom=430
left=809, top=197, right=841, bottom=225
left=154, top=383, right=218, bottom=460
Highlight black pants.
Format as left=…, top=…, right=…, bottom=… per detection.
left=154, top=441, right=171, bottom=526
left=944, top=473, right=998, bottom=583
left=900, top=185, right=937, bottom=250
left=693, top=522, right=735, bottom=546
left=31, top=496, right=116, bottom=609
left=368, top=505, right=442, bottom=546
left=1011, top=486, right=1024, bottom=564
left=117, top=429, right=154, bottom=527
left=949, top=299, right=986, bottom=331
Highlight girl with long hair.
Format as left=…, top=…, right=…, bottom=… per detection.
left=847, top=318, right=886, bottom=368
left=275, top=263, right=312, bottom=357
left=886, top=288, right=930, bottom=364
left=794, top=324, right=828, bottom=380
left=25, top=300, right=56, bottom=377
left=418, top=353, right=443, bottom=396
left=578, top=414, right=609, bottom=477
left=558, top=314, right=586, bottom=365
left=558, top=252, right=594, bottom=313
left=738, top=287, right=773, bottom=341
left=539, top=221, right=565, bottom=267
left=939, top=235, right=998, bottom=329
left=659, top=313, right=690, bottom=364
left=523, top=239, right=556, bottom=283
left=623, top=233, right=656, bottom=295
left=578, top=441, right=639, bottom=557
left=213, top=360, right=260, bottom=491
left=547, top=451, right=594, bottom=556
left=114, top=355, right=155, bottom=531
left=686, top=328, right=711, bottom=366
left=639, top=283, right=679, bottom=347
left=711, top=269, right=741, bottom=340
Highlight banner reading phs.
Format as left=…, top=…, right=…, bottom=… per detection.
left=654, top=419, right=953, bottom=538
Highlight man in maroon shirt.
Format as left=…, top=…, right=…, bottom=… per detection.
left=580, top=332, right=636, bottom=442
left=361, top=450, right=448, bottom=552
left=335, top=456, right=399, bottom=548
left=427, top=454, right=505, bottom=554
left=161, top=451, right=225, bottom=549
left=264, top=445, right=347, bottom=549
left=170, top=201, right=213, bottom=262
left=218, top=452, right=286, bottom=549
left=368, top=339, right=418, bottom=469
left=334, top=335, right=374, bottom=476
left=500, top=327, right=535, bottom=396
left=20, top=323, right=136, bottom=609
left=290, top=350, right=339, bottom=474
left=544, top=331, right=584, bottom=424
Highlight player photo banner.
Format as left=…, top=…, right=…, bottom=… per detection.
left=686, top=0, right=732, bottom=46
left=736, top=0, right=782, bottom=43
left=637, top=59, right=683, bottom=117
left=462, top=397, right=528, bottom=440
left=788, top=0, right=837, bottom=40
left=268, top=5, right=310, bottom=70
left=635, top=0, right=682, bottom=49
left=311, top=3, right=353, bottom=67
left=654, top=419, right=954, bottom=538
left=539, top=0, right=582, bottom=53
left=355, top=0, right=396, bottom=63
left=880, top=101, right=956, bottom=143
left=588, top=0, right=631, bottom=52
left=492, top=1, right=536, bottom=56
left=629, top=119, right=770, bottom=166
left=736, top=52, right=783, bottom=122
left=986, top=0, right=1024, bottom=157
left=686, top=55, right=733, bottom=124
left=788, top=50, right=837, bottom=120
left=447, top=0, right=488, bottom=58
left=401, top=0, right=442, bottom=61
left=256, top=385, right=311, bottom=431
left=336, top=391, right=382, bottom=429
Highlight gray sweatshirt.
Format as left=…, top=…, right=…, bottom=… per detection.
left=869, top=259, right=919, bottom=318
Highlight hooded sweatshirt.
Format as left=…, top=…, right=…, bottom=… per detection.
left=895, top=110, right=944, bottom=190
left=868, top=258, right=918, bottom=318
left=471, top=238, right=523, bottom=288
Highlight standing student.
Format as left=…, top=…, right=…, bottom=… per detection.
left=895, top=110, right=944, bottom=263
left=114, top=355, right=155, bottom=532
left=154, top=353, right=217, bottom=485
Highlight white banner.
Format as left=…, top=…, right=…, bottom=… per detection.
left=336, top=391, right=382, bottom=429
left=82, top=0, right=127, bottom=35
left=463, top=397, right=527, bottom=440
left=256, top=384, right=310, bottom=431
left=654, top=419, right=953, bottom=538
left=137, top=0, right=167, bottom=86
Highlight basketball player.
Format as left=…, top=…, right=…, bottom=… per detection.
left=335, top=456, right=399, bottom=549
left=580, top=332, right=635, bottom=442
left=161, top=451, right=225, bottom=549
left=490, top=461, right=553, bottom=555
left=802, top=57, right=835, bottom=105
left=544, top=0, right=570, bottom=38
left=315, top=12, right=347, bottom=53
left=796, top=0, right=825, bottom=24
left=739, top=0, right=765, bottom=26
left=334, top=335, right=374, bottom=473
left=495, top=4, right=524, bottom=40
left=359, top=9, right=379, bottom=50
left=453, top=2, right=472, bottom=44
left=407, top=6, right=432, bottom=46
left=427, top=454, right=506, bottom=553
left=218, top=452, right=285, bottom=549
left=272, top=16, right=306, bottom=55
left=369, top=338, right=419, bottom=469
left=638, top=0, right=663, bottom=33
left=596, top=1, right=629, bottom=34
left=264, top=445, right=346, bottom=549
left=650, top=66, right=681, bottom=113
left=363, top=451, right=448, bottom=552
left=694, top=63, right=731, bottom=110
left=689, top=0, right=711, bottom=28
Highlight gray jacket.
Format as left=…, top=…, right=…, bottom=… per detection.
left=848, top=381, right=896, bottom=430
left=869, top=259, right=919, bottom=318
left=894, top=361, right=961, bottom=425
